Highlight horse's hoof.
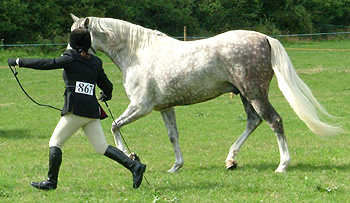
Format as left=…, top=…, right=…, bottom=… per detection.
left=168, top=164, right=183, bottom=173
left=275, top=166, right=287, bottom=173
left=225, top=160, right=238, bottom=170
left=129, top=153, right=141, bottom=162
left=168, top=168, right=177, bottom=173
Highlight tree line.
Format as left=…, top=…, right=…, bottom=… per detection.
left=1, top=0, right=350, bottom=45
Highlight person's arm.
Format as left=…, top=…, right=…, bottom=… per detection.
left=97, top=68, right=113, bottom=101
left=17, top=53, right=74, bottom=70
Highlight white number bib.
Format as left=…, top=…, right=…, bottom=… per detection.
left=75, top=81, right=95, bottom=96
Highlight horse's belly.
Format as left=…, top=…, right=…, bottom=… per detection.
left=153, top=82, right=232, bottom=111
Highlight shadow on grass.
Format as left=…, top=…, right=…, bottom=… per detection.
left=0, top=128, right=37, bottom=139
left=189, top=161, right=350, bottom=173
left=233, top=162, right=350, bottom=172
left=151, top=162, right=350, bottom=193
left=153, top=179, right=224, bottom=192
left=289, top=163, right=350, bottom=172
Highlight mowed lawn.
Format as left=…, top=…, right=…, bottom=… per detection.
left=0, top=40, right=349, bottom=202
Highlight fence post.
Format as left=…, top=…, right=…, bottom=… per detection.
left=184, top=26, right=187, bottom=41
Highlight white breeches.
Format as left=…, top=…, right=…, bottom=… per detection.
left=49, top=113, right=109, bottom=154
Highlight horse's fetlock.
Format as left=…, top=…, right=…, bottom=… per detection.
left=169, top=136, right=178, bottom=144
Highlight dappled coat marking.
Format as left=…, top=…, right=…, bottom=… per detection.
left=71, top=14, right=343, bottom=173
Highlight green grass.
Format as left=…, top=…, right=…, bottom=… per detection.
left=1, top=41, right=350, bottom=202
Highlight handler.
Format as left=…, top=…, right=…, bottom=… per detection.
left=7, top=27, right=146, bottom=190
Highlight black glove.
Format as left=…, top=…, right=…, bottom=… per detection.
left=98, top=91, right=111, bottom=102
left=7, top=58, right=17, bottom=66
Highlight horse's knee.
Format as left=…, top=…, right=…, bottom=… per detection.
left=111, top=121, right=119, bottom=133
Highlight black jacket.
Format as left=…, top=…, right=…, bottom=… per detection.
left=19, top=49, right=113, bottom=119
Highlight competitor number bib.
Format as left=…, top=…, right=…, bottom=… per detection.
left=75, top=81, right=94, bottom=96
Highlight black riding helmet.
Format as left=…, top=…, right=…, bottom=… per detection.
left=69, top=28, right=91, bottom=52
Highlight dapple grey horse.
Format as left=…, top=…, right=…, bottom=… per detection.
left=70, top=14, right=343, bottom=173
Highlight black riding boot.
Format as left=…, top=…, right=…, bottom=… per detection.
left=104, top=145, right=146, bottom=189
left=30, top=146, right=62, bottom=190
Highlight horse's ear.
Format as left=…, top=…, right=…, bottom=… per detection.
left=71, top=13, right=79, bottom=22
left=83, top=18, right=90, bottom=29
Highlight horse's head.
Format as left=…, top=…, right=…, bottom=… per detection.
left=69, top=14, right=160, bottom=68
left=69, top=14, right=106, bottom=53
left=70, top=14, right=89, bottom=29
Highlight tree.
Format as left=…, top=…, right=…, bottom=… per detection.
left=1, top=0, right=350, bottom=45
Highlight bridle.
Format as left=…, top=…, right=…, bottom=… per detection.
left=8, top=64, right=62, bottom=111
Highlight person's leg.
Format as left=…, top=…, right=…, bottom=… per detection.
left=31, top=114, right=88, bottom=190
left=49, top=113, right=90, bottom=148
left=83, top=119, right=146, bottom=189
left=82, top=119, right=109, bottom=154
left=30, top=146, right=62, bottom=190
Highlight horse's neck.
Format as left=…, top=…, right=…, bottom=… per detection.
left=105, top=48, right=137, bottom=73
left=96, top=19, right=157, bottom=72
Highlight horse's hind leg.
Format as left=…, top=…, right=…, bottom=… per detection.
left=161, top=108, right=183, bottom=173
left=226, top=95, right=262, bottom=169
left=250, top=98, right=291, bottom=173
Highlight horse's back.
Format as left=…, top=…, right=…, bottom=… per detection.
left=142, top=31, right=272, bottom=110
left=158, top=31, right=270, bottom=83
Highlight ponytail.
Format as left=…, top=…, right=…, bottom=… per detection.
left=81, top=50, right=91, bottom=59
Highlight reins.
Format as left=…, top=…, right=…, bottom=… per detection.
left=8, top=64, right=62, bottom=111
left=9, top=62, right=151, bottom=187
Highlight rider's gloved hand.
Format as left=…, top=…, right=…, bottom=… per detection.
left=7, top=58, right=18, bottom=66
left=98, top=91, right=112, bottom=102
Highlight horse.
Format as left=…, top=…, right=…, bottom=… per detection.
left=70, top=14, right=343, bottom=173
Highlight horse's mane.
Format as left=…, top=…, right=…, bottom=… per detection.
left=90, top=17, right=169, bottom=51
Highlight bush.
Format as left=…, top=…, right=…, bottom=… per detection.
left=1, top=0, right=350, bottom=45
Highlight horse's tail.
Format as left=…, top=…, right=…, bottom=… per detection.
left=266, top=36, right=343, bottom=136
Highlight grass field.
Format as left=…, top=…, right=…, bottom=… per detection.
left=0, top=40, right=349, bottom=202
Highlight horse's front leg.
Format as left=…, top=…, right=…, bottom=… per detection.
left=111, top=126, right=127, bottom=154
left=111, top=103, right=153, bottom=154
left=161, top=108, right=183, bottom=173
